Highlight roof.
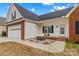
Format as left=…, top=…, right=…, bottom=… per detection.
left=12, top=4, right=74, bottom=21
left=13, top=3, right=39, bottom=21
left=39, top=7, right=74, bottom=20
left=0, top=17, right=6, bottom=25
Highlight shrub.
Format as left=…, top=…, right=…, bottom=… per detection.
left=1, top=31, right=6, bottom=37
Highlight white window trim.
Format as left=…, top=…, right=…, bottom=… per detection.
left=43, top=26, right=53, bottom=33
left=60, top=25, right=65, bottom=35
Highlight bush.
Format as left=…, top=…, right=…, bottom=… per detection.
left=1, top=31, right=6, bottom=37
left=66, top=39, right=75, bottom=43
left=66, top=39, right=79, bottom=49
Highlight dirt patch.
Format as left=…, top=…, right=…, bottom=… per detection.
left=0, top=42, right=78, bottom=56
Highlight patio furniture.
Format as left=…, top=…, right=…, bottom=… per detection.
left=36, top=36, right=45, bottom=41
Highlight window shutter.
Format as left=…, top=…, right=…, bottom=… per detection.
left=14, top=11, right=16, bottom=19
left=43, top=26, right=44, bottom=33
left=12, top=13, right=13, bottom=20
left=51, top=25, right=53, bottom=33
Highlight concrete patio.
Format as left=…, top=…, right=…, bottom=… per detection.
left=0, top=37, right=66, bottom=53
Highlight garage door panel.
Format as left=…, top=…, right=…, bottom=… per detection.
left=8, top=25, right=21, bottom=39
left=8, top=30, right=21, bottom=39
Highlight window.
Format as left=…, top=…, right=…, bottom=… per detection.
left=48, top=26, right=52, bottom=33
left=60, top=26, right=65, bottom=34
left=48, top=25, right=53, bottom=33
left=75, top=21, right=79, bottom=34
left=43, top=25, right=53, bottom=33
left=12, top=11, right=16, bottom=20
left=43, top=26, right=47, bottom=33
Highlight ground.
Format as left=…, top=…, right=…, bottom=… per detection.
left=0, top=41, right=79, bottom=56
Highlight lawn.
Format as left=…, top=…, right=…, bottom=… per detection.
left=66, top=40, right=79, bottom=49
left=0, top=41, right=78, bottom=56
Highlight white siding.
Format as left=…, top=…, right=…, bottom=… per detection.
left=25, top=22, right=41, bottom=39
left=40, top=17, right=69, bottom=38
left=6, top=4, right=22, bottom=22
left=8, top=25, right=21, bottom=39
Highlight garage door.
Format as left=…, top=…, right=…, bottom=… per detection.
left=8, top=24, right=21, bottom=39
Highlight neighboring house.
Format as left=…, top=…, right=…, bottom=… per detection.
left=0, top=17, right=6, bottom=36
left=6, top=3, right=79, bottom=42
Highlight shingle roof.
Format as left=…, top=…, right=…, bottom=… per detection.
left=13, top=3, right=74, bottom=21
left=13, top=3, right=39, bottom=21
left=39, top=7, right=74, bottom=20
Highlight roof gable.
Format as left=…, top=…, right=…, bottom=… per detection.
left=6, top=4, right=23, bottom=22
left=13, top=3, right=39, bottom=21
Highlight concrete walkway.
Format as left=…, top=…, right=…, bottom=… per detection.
left=0, top=37, right=66, bottom=53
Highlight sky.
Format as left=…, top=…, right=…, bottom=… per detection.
left=0, top=3, right=77, bottom=17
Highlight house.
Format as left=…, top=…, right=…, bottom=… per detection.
left=0, top=17, right=6, bottom=36
left=6, top=3, right=79, bottom=42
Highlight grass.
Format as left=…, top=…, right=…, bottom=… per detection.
left=65, top=40, right=79, bottom=49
